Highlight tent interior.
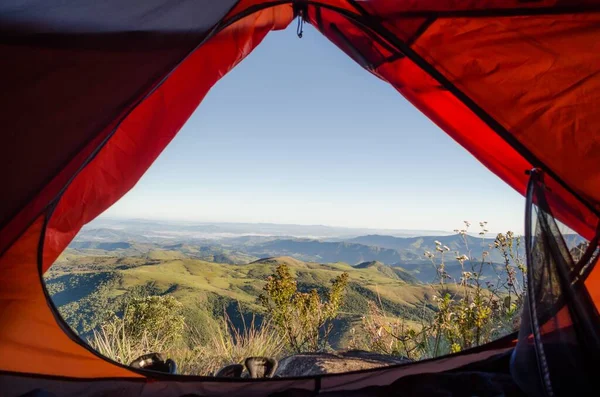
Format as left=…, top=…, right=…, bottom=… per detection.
left=1, top=1, right=600, bottom=396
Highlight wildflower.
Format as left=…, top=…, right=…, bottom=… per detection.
left=451, top=343, right=462, bottom=353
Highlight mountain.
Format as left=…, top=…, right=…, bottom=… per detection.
left=65, top=228, right=538, bottom=284
left=250, top=256, right=309, bottom=268
left=73, top=228, right=152, bottom=243
left=69, top=241, right=134, bottom=251
left=161, top=243, right=258, bottom=264
left=347, top=234, right=505, bottom=262
left=64, top=232, right=519, bottom=284
left=354, top=261, right=418, bottom=283
left=86, top=217, right=452, bottom=240
left=243, top=239, right=405, bottom=265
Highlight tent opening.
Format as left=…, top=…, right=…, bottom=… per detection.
left=2, top=1, right=600, bottom=396
left=42, top=19, right=559, bottom=380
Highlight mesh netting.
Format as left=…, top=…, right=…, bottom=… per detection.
left=511, top=171, right=600, bottom=397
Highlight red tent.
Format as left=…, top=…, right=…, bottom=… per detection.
left=1, top=1, right=599, bottom=395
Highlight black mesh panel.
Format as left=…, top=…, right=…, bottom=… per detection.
left=511, top=170, right=600, bottom=397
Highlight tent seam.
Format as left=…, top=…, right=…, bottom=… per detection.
left=311, top=2, right=600, bottom=221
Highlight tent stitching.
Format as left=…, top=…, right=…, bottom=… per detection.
left=313, top=2, right=600, bottom=220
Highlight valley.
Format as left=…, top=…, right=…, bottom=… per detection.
left=43, top=218, right=546, bottom=371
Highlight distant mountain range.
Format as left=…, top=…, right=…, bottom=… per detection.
left=241, top=239, right=407, bottom=266
left=84, top=217, right=452, bottom=239
left=68, top=219, right=585, bottom=284
left=347, top=233, right=504, bottom=262
left=68, top=229, right=521, bottom=283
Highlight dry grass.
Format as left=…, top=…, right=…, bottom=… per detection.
left=174, top=311, right=286, bottom=376
left=89, top=309, right=285, bottom=376
left=89, top=316, right=172, bottom=365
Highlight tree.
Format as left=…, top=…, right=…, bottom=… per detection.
left=259, top=264, right=349, bottom=353
left=89, top=295, right=185, bottom=365
left=122, top=295, right=185, bottom=346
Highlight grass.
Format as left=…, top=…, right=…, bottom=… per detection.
left=89, top=316, right=172, bottom=366
left=178, top=312, right=285, bottom=376
left=89, top=306, right=285, bottom=376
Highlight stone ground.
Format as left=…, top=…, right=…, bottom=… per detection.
left=273, top=351, right=411, bottom=377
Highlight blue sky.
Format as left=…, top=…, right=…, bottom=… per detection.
left=103, top=24, right=524, bottom=233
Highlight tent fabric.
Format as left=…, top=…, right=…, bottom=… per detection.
left=1, top=0, right=600, bottom=394
left=304, top=0, right=600, bottom=304
left=0, top=346, right=513, bottom=396
left=41, top=4, right=294, bottom=271
left=0, top=215, right=141, bottom=378
left=0, top=0, right=239, bottom=255
left=1, top=2, right=293, bottom=377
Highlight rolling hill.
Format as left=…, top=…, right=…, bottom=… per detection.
left=63, top=232, right=522, bottom=284
left=353, top=261, right=419, bottom=284
left=45, top=253, right=438, bottom=348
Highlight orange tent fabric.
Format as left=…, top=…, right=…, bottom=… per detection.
left=0, top=0, right=599, bottom=391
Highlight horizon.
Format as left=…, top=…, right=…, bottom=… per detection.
left=92, top=214, right=516, bottom=236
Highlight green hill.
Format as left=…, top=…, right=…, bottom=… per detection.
left=45, top=253, right=440, bottom=348
left=354, top=261, right=419, bottom=284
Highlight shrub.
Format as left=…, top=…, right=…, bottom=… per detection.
left=357, top=300, right=431, bottom=360
left=121, top=295, right=185, bottom=346
left=259, top=264, right=349, bottom=353
left=89, top=295, right=185, bottom=365
left=90, top=297, right=285, bottom=376
left=358, top=222, right=526, bottom=358
left=90, top=313, right=173, bottom=365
